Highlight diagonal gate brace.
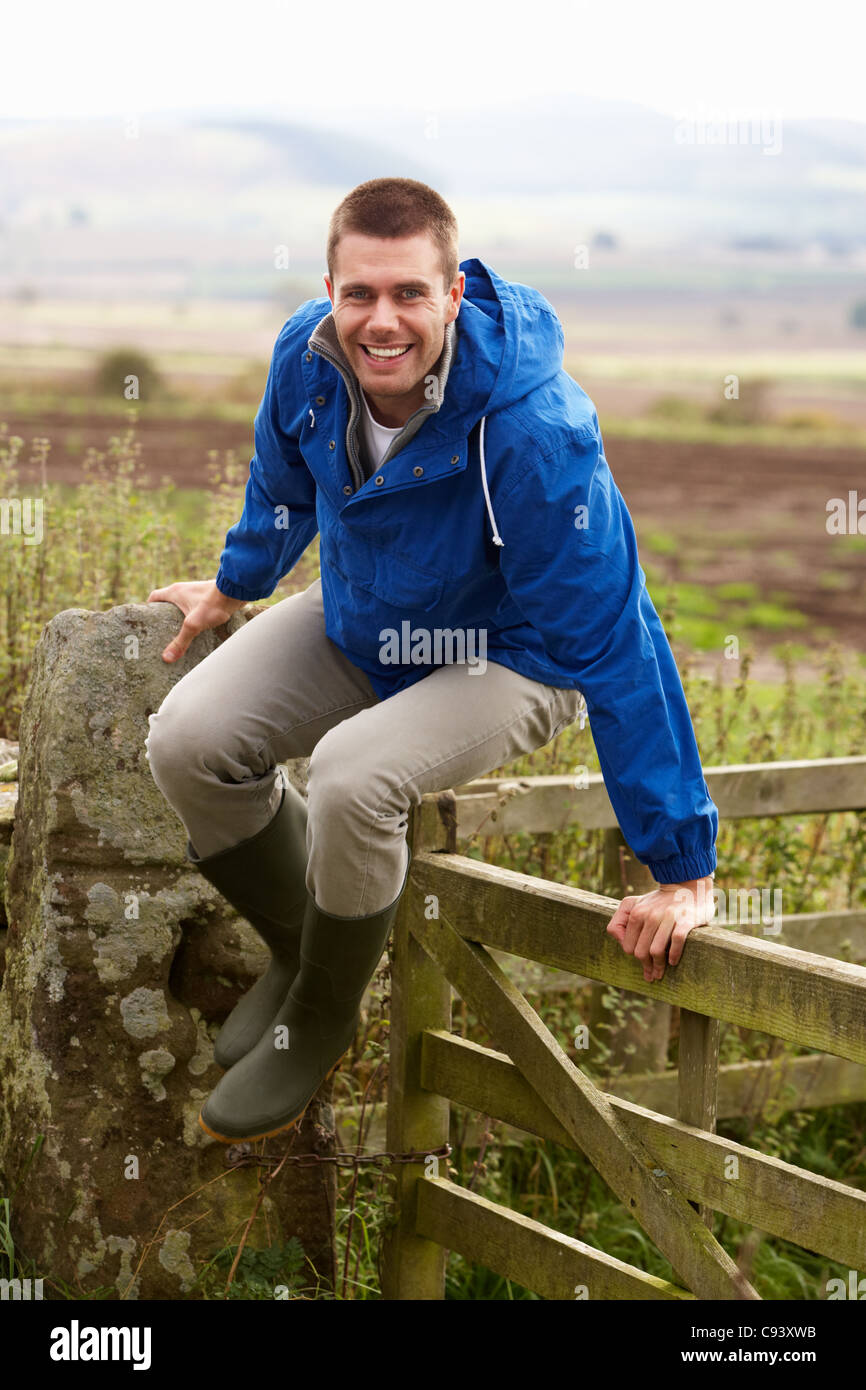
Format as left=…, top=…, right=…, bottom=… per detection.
left=410, top=905, right=760, bottom=1301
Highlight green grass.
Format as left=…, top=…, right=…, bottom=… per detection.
left=599, top=411, right=866, bottom=451
left=4, top=369, right=866, bottom=463
left=818, top=570, right=856, bottom=590
left=0, top=387, right=256, bottom=423
left=715, top=581, right=760, bottom=601
left=643, top=574, right=811, bottom=651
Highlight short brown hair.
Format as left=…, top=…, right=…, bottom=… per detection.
left=327, top=177, right=459, bottom=291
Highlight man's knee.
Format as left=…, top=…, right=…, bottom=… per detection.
left=144, top=683, right=229, bottom=793
left=307, top=725, right=402, bottom=828
left=145, top=695, right=196, bottom=792
left=307, top=728, right=350, bottom=810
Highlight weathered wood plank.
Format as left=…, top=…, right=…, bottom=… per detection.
left=737, top=911, right=866, bottom=962
left=415, top=1177, right=695, bottom=1301
left=410, top=852, right=866, bottom=1065
left=705, top=1051, right=866, bottom=1117
left=420, top=1030, right=866, bottom=1273
left=488, top=913, right=866, bottom=995
left=379, top=807, right=452, bottom=1301
left=408, top=889, right=759, bottom=1300
left=435, top=758, right=866, bottom=838
left=678, top=1010, right=721, bottom=1228
left=338, top=1050, right=866, bottom=1154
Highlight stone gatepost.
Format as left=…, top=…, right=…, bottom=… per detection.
left=0, top=603, right=337, bottom=1299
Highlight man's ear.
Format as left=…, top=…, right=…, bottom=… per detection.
left=323, top=273, right=334, bottom=307
left=445, top=270, right=465, bottom=322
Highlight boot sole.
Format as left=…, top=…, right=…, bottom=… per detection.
left=197, top=1049, right=349, bottom=1145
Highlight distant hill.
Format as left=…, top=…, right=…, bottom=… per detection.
left=345, top=93, right=866, bottom=197
left=1, top=96, right=864, bottom=297
left=4, top=96, right=865, bottom=204
left=0, top=114, right=436, bottom=210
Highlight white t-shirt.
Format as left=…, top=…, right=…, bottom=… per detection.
left=359, top=389, right=404, bottom=474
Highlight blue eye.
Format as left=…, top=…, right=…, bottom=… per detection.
left=345, top=288, right=422, bottom=301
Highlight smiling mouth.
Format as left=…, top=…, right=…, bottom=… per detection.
left=361, top=344, right=413, bottom=360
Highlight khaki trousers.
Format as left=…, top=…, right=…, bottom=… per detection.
left=145, top=579, right=583, bottom=916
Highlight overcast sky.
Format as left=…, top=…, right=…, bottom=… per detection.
left=4, top=0, right=864, bottom=124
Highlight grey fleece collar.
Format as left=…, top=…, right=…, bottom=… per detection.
left=307, top=314, right=458, bottom=472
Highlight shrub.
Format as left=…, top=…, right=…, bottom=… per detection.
left=92, top=347, right=166, bottom=402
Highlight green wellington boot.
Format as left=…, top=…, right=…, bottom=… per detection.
left=188, top=781, right=310, bottom=1070
left=198, top=845, right=412, bottom=1143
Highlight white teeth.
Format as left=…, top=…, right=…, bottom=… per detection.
left=365, top=345, right=411, bottom=359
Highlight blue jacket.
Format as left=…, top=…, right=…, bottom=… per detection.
left=216, top=258, right=718, bottom=884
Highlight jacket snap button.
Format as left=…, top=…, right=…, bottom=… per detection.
left=305, top=352, right=312, bottom=361
left=316, top=395, right=325, bottom=405
left=328, top=440, right=336, bottom=450
left=413, top=466, right=423, bottom=477
left=450, top=454, right=459, bottom=464
left=375, top=475, right=384, bottom=486
left=343, top=484, right=352, bottom=495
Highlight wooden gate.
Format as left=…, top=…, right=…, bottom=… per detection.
left=379, top=758, right=866, bottom=1300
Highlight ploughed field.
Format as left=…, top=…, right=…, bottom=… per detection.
left=6, top=407, right=864, bottom=660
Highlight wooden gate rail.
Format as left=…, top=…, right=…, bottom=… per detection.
left=380, top=763, right=866, bottom=1300
left=445, top=755, right=866, bottom=833
left=418, top=1031, right=866, bottom=1273
left=343, top=1049, right=866, bottom=1152
left=408, top=854, right=866, bottom=1064
left=414, top=1177, right=696, bottom=1301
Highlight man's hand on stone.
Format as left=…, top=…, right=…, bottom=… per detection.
left=146, top=580, right=246, bottom=663
left=605, top=876, right=716, bottom=983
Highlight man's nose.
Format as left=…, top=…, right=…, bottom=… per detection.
left=365, top=297, right=400, bottom=334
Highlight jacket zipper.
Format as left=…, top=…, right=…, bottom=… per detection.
left=309, top=339, right=440, bottom=494
left=308, top=340, right=365, bottom=492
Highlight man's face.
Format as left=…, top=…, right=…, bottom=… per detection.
left=324, top=232, right=464, bottom=422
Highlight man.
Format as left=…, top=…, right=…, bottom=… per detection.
left=145, top=177, right=717, bottom=1145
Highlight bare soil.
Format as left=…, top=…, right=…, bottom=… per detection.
left=6, top=407, right=864, bottom=679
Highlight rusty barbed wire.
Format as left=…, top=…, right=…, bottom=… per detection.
left=225, top=1142, right=452, bottom=1171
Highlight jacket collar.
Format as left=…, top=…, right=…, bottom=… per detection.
left=307, top=313, right=458, bottom=468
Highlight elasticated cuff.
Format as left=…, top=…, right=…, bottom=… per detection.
left=646, top=845, right=717, bottom=885
left=214, top=568, right=274, bottom=603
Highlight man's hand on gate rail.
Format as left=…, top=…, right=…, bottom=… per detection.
left=146, top=580, right=246, bottom=663
left=605, top=877, right=716, bottom=983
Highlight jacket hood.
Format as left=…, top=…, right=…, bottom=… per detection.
left=454, top=257, right=565, bottom=423
left=446, top=259, right=568, bottom=547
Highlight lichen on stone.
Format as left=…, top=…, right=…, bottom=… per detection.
left=138, top=1047, right=176, bottom=1101
left=107, top=1234, right=139, bottom=1300
left=119, top=987, right=171, bottom=1040
left=158, top=1228, right=196, bottom=1292
left=186, top=1009, right=213, bottom=1078
left=87, top=881, right=178, bottom=986
left=182, top=1090, right=211, bottom=1149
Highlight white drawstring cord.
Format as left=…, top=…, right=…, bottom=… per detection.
left=314, top=404, right=503, bottom=546
left=478, top=415, right=504, bottom=548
